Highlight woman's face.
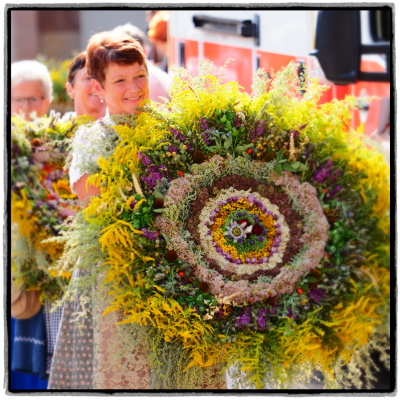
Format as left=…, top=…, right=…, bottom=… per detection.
left=11, top=80, right=50, bottom=121
left=93, top=62, right=149, bottom=116
left=66, top=67, right=106, bottom=118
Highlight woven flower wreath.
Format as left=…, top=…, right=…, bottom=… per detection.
left=11, top=114, right=89, bottom=300
left=63, top=62, right=390, bottom=389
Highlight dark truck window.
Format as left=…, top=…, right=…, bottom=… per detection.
left=369, top=9, right=391, bottom=42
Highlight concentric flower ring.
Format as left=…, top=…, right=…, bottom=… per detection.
left=155, top=157, right=330, bottom=304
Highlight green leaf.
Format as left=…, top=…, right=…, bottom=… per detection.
left=274, top=163, right=283, bottom=176
left=160, top=232, right=170, bottom=244
left=153, top=190, right=164, bottom=199
left=281, top=163, right=297, bottom=172
left=207, top=146, right=218, bottom=152
left=236, top=143, right=254, bottom=152
left=224, top=135, right=233, bottom=149
left=226, top=111, right=235, bottom=120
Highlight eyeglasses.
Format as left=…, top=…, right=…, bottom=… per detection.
left=11, top=96, right=45, bottom=105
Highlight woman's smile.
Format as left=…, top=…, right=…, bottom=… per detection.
left=93, top=62, right=149, bottom=116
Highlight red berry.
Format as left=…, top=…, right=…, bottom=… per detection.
left=248, top=299, right=253, bottom=303
left=297, top=288, right=304, bottom=295
left=178, top=271, right=185, bottom=277
left=247, top=148, right=253, bottom=154
left=177, top=171, right=184, bottom=176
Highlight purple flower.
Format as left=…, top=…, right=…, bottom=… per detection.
left=201, top=131, right=212, bottom=145
left=170, top=128, right=186, bottom=142
left=236, top=313, right=251, bottom=328
left=257, top=308, right=269, bottom=327
left=141, top=165, right=169, bottom=188
left=328, top=185, right=342, bottom=197
left=138, top=152, right=152, bottom=166
left=308, top=288, right=326, bottom=303
left=168, top=145, right=179, bottom=154
left=249, top=120, right=265, bottom=143
left=312, top=160, right=342, bottom=185
left=235, top=306, right=252, bottom=328
left=200, top=117, right=209, bottom=131
left=291, top=129, right=301, bottom=138
left=233, top=115, right=242, bottom=128
left=140, top=228, right=159, bottom=241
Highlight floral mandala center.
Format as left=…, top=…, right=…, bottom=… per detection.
left=200, top=190, right=289, bottom=274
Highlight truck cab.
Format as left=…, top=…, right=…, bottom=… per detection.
left=168, top=9, right=391, bottom=136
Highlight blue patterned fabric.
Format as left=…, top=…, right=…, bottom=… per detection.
left=10, top=317, right=48, bottom=390
left=12, top=307, right=48, bottom=380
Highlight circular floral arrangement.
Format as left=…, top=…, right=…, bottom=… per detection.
left=11, top=113, right=90, bottom=301
left=155, top=156, right=330, bottom=306
left=62, top=62, right=390, bottom=389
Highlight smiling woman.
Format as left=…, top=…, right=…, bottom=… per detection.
left=65, top=51, right=106, bottom=120
left=48, top=31, right=226, bottom=390
left=91, top=62, right=149, bottom=116
left=86, top=31, right=149, bottom=116
left=48, top=31, right=152, bottom=390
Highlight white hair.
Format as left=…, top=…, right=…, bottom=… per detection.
left=11, top=60, right=53, bottom=101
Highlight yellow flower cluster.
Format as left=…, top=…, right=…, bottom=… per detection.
left=52, top=179, right=77, bottom=199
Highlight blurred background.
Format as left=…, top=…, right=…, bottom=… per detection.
left=9, top=7, right=391, bottom=140
left=11, top=10, right=149, bottom=62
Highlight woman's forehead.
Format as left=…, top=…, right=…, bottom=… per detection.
left=105, top=62, right=146, bottom=77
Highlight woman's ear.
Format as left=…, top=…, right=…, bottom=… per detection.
left=91, top=79, right=104, bottom=101
left=66, top=82, right=74, bottom=100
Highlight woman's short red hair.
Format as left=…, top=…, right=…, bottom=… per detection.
left=86, top=31, right=147, bottom=86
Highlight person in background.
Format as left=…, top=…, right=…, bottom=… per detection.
left=11, top=60, right=52, bottom=121
left=10, top=59, right=54, bottom=390
left=113, top=23, right=171, bottom=102
left=65, top=51, right=107, bottom=120
left=147, top=10, right=169, bottom=73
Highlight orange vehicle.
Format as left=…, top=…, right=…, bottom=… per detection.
left=168, top=9, right=391, bottom=136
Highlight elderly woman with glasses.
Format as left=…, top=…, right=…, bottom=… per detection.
left=11, top=60, right=52, bottom=121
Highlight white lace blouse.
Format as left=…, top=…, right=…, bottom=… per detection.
left=69, top=118, right=115, bottom=193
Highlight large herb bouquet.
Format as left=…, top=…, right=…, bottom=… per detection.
left=58, top=62, right=390, bottom=389
left=11, top=113, right=91, bottom=301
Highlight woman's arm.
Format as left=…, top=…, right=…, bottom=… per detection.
left=74, top=173, right=101, bottom=204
